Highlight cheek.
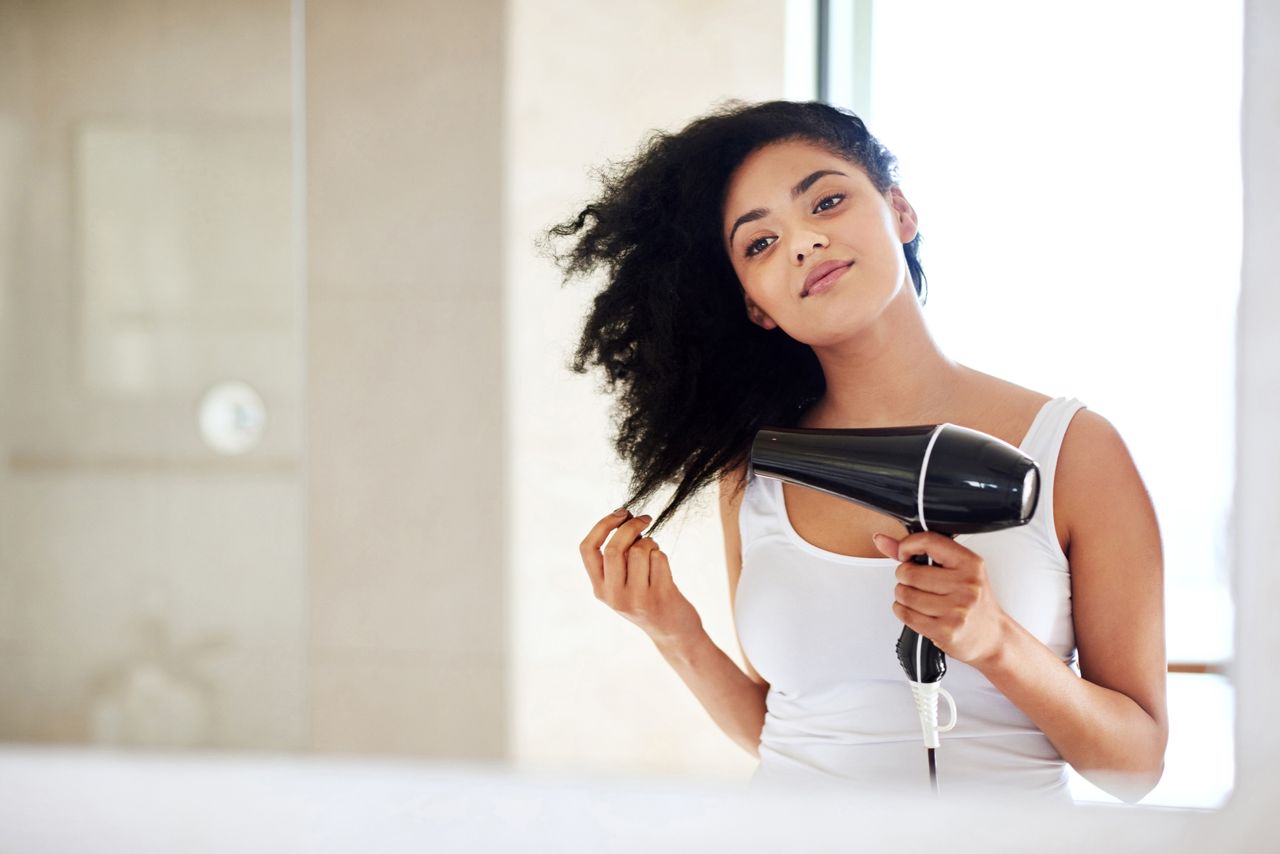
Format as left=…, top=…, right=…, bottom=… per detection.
left=729, top=259, right=753, bottom=294
left=742, top=276, right=781, bottom=311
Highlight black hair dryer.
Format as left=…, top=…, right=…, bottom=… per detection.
left=749, top=422, right=1040, bottom=757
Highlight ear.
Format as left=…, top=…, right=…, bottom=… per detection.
left=886, top=186, right=919, bottom=243
left=744, top=294, right=778, bottom=330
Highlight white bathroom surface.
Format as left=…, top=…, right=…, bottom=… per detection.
left=0, top=744, right=1243, bottom=854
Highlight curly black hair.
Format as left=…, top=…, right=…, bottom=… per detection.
left=544, top=99, right=927, bottom=536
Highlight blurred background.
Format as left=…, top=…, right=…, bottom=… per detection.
left=0, top=0, right=1239, bottom=811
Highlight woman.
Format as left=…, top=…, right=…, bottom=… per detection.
left=553, top=100, right=1166, bottom=804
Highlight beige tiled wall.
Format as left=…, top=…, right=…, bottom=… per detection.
left=0, top=0, right=510, bottom=760
left=304, top=0, right=507, bottom=757
left=0, top=0, right=304, bottom=750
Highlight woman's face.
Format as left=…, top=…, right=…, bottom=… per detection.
left=721, top=139, right=918, bottom=347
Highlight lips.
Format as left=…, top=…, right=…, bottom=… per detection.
left=802, top=260, right=853, bottom=297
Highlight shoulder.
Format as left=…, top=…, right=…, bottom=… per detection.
left=1054, top=406, right=1158, bottom=559
left=1058, top=407, right=1136, bottom=491
left=952, top=367, right=1053, bottom=439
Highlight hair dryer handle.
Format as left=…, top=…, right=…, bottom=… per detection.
left=894, top=551, right=948, bottom=683
left=895, top=625, right=947, bottom=684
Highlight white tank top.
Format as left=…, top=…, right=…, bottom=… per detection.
left=735, top=396, right=1086, bottom=802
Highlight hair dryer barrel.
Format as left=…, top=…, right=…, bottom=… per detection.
left=749, top=423, right=1040, bottom=535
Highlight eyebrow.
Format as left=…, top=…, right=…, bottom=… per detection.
left=726, top=169, right=848, bottom=247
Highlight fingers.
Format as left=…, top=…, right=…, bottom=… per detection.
left=894, top=563, right=954, bottom=594
left=624, top=536, right=659, bottom=592
left=894, top=582, right=950, bottom=618
left=650, top=546, right=672, bottom=589
left=580, top=509, right=634, bottom=587
left=895, top=531, right=973, bottom=568
left=601, top=514, right=653, bottom=601
left=872, top=532, right=901, bottom=560
left=892, top=601, right=942, bottom=639
left=892, top=558, right=995, bottom=663
left=894, top=544, right=986, bottom=606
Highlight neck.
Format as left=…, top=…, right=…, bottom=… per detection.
left=800, top=277, right=970, bottom=428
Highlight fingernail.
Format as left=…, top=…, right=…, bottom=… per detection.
left=872, top=533, right=886, bottom=547
left=613, top=507, right=629, bottom=516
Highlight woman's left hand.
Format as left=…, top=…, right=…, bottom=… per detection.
left=872, top=531, right=1010, bottom=667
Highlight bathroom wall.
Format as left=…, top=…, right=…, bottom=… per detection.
left=0, top=0, right=511, bottom=758
left=303, top=0, right=507, bottom=757
left=0, top=0, right=304, bottom=748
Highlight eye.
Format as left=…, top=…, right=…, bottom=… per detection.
left=744, top=236, right=775, bottom=258
left=814, top=193, right=845, bottom=212
left=741, top=193, right=844, bottom=259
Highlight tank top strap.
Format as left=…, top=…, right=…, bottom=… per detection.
left=1020, top=396, right=1087, bottom=551
left=1022, top=396, right=1087, bottom=464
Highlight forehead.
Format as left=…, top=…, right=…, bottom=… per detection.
left=722, top=139, right=867, bottom=219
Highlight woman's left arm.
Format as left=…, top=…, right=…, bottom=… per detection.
left=876, top=409, right=1168, bottom=804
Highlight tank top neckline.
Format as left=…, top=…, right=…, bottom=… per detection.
left=768, top=396, right=1065, bottom=566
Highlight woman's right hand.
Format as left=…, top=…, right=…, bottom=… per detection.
left=579, top=509, right=704, bottom=646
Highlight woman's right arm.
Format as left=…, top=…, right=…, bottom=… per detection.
left=578, top=465, right=768, bottom=759
left=651, top=464, right=769, bottom=758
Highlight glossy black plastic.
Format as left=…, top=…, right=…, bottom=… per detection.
left=748, top=422, right=1040, bottom=534
left=896, top=618, right=947, bottom=683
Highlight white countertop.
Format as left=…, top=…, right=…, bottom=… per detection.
left=0, top=744, right=1244, bottom=854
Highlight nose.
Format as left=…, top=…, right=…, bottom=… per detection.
left=791, top=228, right=829, bottom=263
